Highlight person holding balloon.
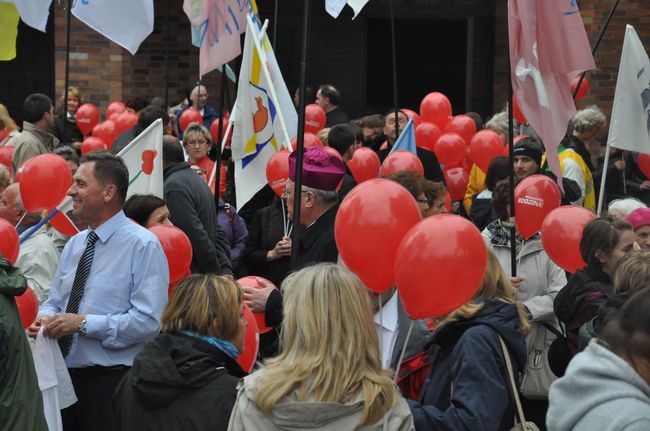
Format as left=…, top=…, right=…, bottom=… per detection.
left=113, top=274, right=248, bottom=431
left=227, top=264, right=416, bottom=430
left=408, top=250, right=530, bottom=430
left=0, top=252, right=49, bottom=431
left=50, top=86, right=84, bottom=150
left=11, top=93, right=59, bottom=176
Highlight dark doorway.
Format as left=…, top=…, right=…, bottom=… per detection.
left=365, top=18, right=467, bottom=115
left=0, top=15, right=55, bottom=125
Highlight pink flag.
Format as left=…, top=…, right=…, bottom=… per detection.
left=508, top=0, right=595, bottom=185
left=183, top=0, right=248, bottom=78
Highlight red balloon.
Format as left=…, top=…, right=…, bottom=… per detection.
left=167, top=268, right=191, bottom=299
left=115, top=111, right=139, bottom=135
left=237, top=276, right=277, bottom=334
left=304, top=104, right=326, bottom=134
left=93, top=120, right=118, bottom=147
left=179, top=108, right=203, bottom=133
left=15, top=286, right=38, bottom=328
left=443, top=115, right=477, bottom=145
left=290, top=132, right=323, bottom=150
left=513, top=98, right=526, bottom=124
left=0, top=145, right=14, bottom=175
left=0, top=218, right=19, bottom=264
left=105, top=101, right=126, bottom=120
left=571, top=74, right=590, bottom=101
left=415, top=122, right=442, bottom=152
left=81, top=137, right=108, bottom=155
left=420, top=92, right=452, bottom=127
left=149, top=225, right=193, bottom=284
left=401, top=108, right=422, bottom=129
left=469, top=130, right=505, bottom=173
left=380, top=150, right=424, bottom=177
left=49, top=210, right=79, bottom=237
left=395, top=214, right=487, bottom=319
left=435, top=133, right=466, bottom=167
left=335, top=178, right=422, bottom=293
left=266, top=150, right=291, bottom=197
left=347, top=147, right=380, bottom=183
left=514, top=175, right=561, bottom=239
left=209, top=117, right=232, bottom=145
left=75, top=103, right=100, bottom=136
left=541, top=206, right=596, bottom=273
left=637, top=154, right=650, bottom=179
left=236, top=303, right=259, bottom=373
left=444, top=167, right=469, bottom=201
left=19, top=154, right=72, bottom=212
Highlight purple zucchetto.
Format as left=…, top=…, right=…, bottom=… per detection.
left=626, top=208, right=650, bottom=231
left=288, top=147, right=346, bottom=191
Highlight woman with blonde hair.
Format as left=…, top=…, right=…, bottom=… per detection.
left=50, top=86, right=84, bottom=148
left=0, top=103, right=19, bottom=146
left=227, top=263, right=415, bottom=430
left=183, top=122, right=221, bottom=194
left=408, top=250, right=530, bottom=430
left=113, top=274, right=248, bottom=431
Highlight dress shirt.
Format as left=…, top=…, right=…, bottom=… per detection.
left=373, top=292, right=399, bottom=369
left=39, top=210, right=169, bottom=368
left=17, top=225, right=60, bottom=303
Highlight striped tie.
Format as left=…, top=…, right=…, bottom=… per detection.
left=58, top=231, right=99, bottom=357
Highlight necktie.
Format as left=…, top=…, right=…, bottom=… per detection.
left=58, top=231, right=99, bottom=357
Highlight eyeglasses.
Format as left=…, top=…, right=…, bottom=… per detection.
left=416, top=198, right=429, bottom=205
left=185, top=140, right=208, bottom=147
left=282, top=188, right=310, bottom=197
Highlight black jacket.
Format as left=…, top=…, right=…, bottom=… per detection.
left=111, top=125, right=143, bottom=155
left=568, top=135, right=594, bottom=172
left=408, top=300, right=527, bottom=431
left=50, top=114, right=83, bottom=146
left=378, top=146, right=445, bottom=183
left=325, top=106, right=349, bottom=127
left=113, top=333, right=245, bottom=431
left=163, top=162, right=233, bottom=275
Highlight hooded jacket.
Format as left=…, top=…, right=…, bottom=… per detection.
left=113, top=332, right=246, bottom=431
left=226, top=370, right=415, bottom=430
left=553, top=265, right=611, bottom=355
left=408, top=299, right=528, bottom=431
left=547, top=339, right=650, bottom=431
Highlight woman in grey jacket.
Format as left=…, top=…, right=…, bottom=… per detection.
left=227, top=263, right=415, bottom=431
left=547, top=288, right=650, bottom=430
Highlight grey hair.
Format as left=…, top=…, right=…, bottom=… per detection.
left=0, top=165, right=10, bottom=193
left=303, top=185, right=338, bottom=205
left=571, top=105, right=607, bottom=134
left=609, top=198, right=647, bottom=217
left=485, top=111, right=517, bottom=142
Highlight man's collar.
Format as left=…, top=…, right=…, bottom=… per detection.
left=92, top=210, right=129, bottom=243
left=300, top=204, right=338, bottom=248
left=373, top=292, right=399, bottom=332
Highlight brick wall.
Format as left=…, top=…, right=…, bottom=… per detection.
left=492, top=0, right=650, bottom=120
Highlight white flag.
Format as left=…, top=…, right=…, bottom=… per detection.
left=232, top=18, right=288, bottom=209
left=6, top=0, right=52, bottom=32
left=608, top=25, right=650, bottom=155
left=72, top=0, right=154, bottom=55
left=325, top=0, right=369, bottom=19
left=117, top=119, right=164, bottom=198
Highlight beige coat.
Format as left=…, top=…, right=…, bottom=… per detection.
left=11, top=121, right=59, bottom=174
left=227, top=371, right=415, bottom=431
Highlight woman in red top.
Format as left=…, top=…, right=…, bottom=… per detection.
left=183, top=123, right=227, bottom=196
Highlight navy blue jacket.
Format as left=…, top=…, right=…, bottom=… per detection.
left=408, top=300, right=527, bottom=431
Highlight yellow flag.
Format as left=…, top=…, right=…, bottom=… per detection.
left=0, top=3, right=19, bottom=61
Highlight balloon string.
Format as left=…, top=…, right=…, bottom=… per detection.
left=394, top=320, right=414, bottom=381
left=15, top=212, right=27, bottom=228
left=281, top=199, right=287, bottom=237
left=378, top=298, right=383, bottom=368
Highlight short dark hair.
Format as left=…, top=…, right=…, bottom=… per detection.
left=53, top=146, right=81, bottom=166
left=138, top=105, right=170, bottom=129
left=163, top=136, right=185, bottom=164
left=318, top=84, right=341, bottom=106
left=126, top=96, right=150, bottom=113
left=124, top=194, right=166, bottom=226
left=423, top=180, right=446, bottom=206
left=81, top=152, right=129, bottom=205
left=492, top=178, right=512, bottom=221
left=349, top=122, right=364, bottom=143
left=23, top=93, right=53, bottom=123
left=384, top=171, right=425, bottom=199
left=485, top=156, right=511, bottom=191
left=465, top=112, right=484, bottom=131
left=358, top=114, right=385, bottom=129
left=328, top=124, right=356, bottom=156
left=580, top=217, right=633, bottom=270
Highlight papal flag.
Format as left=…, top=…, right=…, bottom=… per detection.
left=117, top=118, right=164, bottom=198
left=608, top=25, right=650, bottom=155
left=231, top=18, right=290, bottom=209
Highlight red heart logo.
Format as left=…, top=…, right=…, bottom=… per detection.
left=141, top=150, right=157, bottom=175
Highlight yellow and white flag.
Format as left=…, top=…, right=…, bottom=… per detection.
left=117, top=119, right=164, bottom=198
left=232, top=17, right=291, bottom=208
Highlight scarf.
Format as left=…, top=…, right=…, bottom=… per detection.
left=180, top=330, right=240, bottom=359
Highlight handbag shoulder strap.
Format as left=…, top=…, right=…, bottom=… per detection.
left=497, top=335, right=528, bottom=426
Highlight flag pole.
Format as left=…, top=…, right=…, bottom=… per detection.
left=272, top=0, right=279, bottom=49
left=597, top=141, right=612, bottom=216
left=290, top=0, right=311, bottom=269
left=214, top=65, right=228, bottom=206
left=572, top=0, right=621, bottom=100
left=389, top=0, right=399, bottom=142
left=505, top=2, right=517, bottom=278
left=164, top=0, right=170, bottom=107
left=62, top=2, right=72, bottom=125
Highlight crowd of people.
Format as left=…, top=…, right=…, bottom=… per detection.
left=1, top=80, right=650, bottom=431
